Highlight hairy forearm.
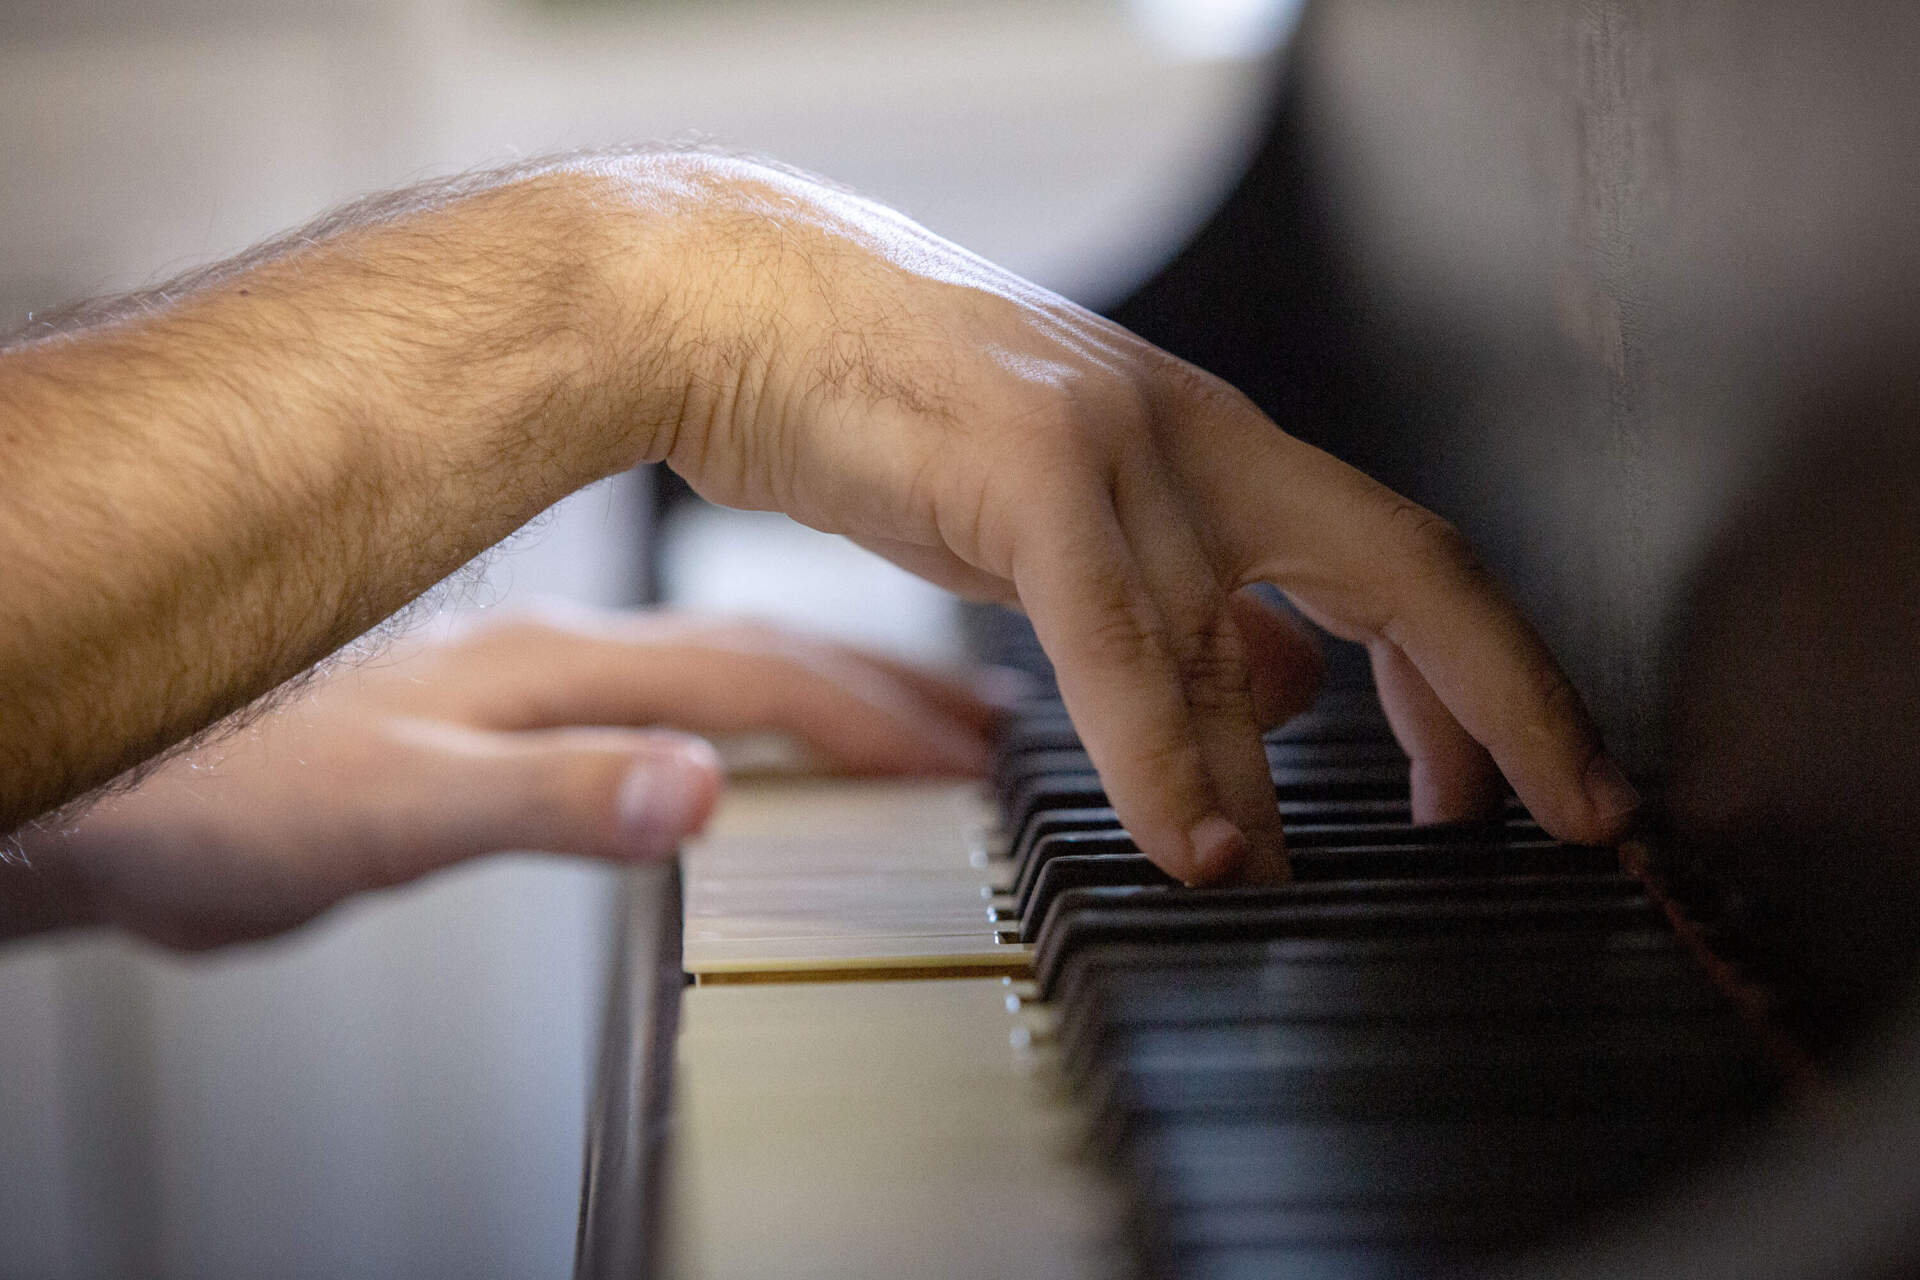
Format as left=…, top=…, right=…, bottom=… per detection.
left=0, top=157, right=698, bottom=830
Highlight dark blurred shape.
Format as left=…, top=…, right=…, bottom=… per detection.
left=1104, top=46, right=1377, bottom=465
left=1663, top=364, right=1920, bottom=1063
left=1100, top=0, right=1920, bottom=1265
left=1114, top=0, right=1920, bottom=781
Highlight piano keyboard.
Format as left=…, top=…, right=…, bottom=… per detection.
left=660, top=660, right=1785, bottom=1279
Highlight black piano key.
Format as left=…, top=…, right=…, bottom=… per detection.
left=994, top=712, right=1081, bottom=757
left=1135, top=1115, right=1725, bottom=1208
left=1003, top=796, right=1438, bottom=869
left=1012, top=830, right=1138, bottom=908
left=1082, top=1015, right=1774, bottom=1125
left=1048, top=930, right=1690, bottom=1053
left=1004, top=815, right=1539, bottom=930
left=1287, top=840, right=1609, bottom=882
left=1031, top=881, right=1658, bottom=998
left=991, top=746, right=1101, bottom=802
left=1260, top=703, right=1396, bottom=745
left=1007, top=809, right=1501, bottom=898
left=1018, top=853, right=1170, bottom=941
left=1012, top=829, right=1611, bottom=930
left=1127, top=1113, right=1761, bottom=1274
left=1165, top=1203, right=1544, bottom=1253
left=1004, top=805, right=1127, bottom=866
left=1004, top=762, right=1413, bottom=846
left=1003, top=772, right=1109, bottom=838
left=1054, top=940, right=1725, bottom=1080
left=1171, top=1244, right=1444, bottom=1280
left=1155, top=1201, right=1619, bottom=1280
left=1016, top=839, right=1616, bottom=940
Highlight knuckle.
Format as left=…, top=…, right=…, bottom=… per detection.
left=1386, top=499, right=1465, bottom=559
left=1386, top=501, right=1484, bottom=586
left=1170, top=616, right=1252, bottom=716
left=1076, top=593, right=1162, bottom=671
left=1522, top=659, right=1589, bottom=732
left=1151, top=351, right=1242, bottom=416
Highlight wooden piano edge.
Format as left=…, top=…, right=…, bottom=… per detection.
left=575, top=861, right=684, bottom=1280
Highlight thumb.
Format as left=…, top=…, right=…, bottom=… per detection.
left=606, top=731, right=725, bottom=861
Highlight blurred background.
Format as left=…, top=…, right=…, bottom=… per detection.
left=0, top=1, right=1294, bottom=1277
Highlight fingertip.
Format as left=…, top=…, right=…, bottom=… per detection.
left=1184, top=815, right=1250, bottom=886
left=1526, top=751, right=1642, bottom=846
left=1581, top=752, right=1642, bottom=842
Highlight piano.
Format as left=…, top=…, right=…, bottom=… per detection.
left=580, top=2, right=1920, bottom=1276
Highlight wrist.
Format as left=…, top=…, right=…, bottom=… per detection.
left=481, top=161, right=707, bottom=483
left=561, top=152, right=799, bottom=490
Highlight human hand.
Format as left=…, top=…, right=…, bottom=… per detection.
left=628, top=155, right=1640, bottom=884
left=14, top=608, right=999, bottom=949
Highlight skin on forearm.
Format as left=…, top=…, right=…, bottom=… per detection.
left=0, top=160, right=693, bottom=831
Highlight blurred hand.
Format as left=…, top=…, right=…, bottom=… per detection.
left=19, top=608, right=999, bottom=949
left=640, top=156, right=1640, bottom=883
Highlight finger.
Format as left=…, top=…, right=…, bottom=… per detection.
left=1116, top=470, right=1288, bottom=882
left=1228, top=589, right=1327, bottom=728
left=1015, top=479, right=1259, bottom=886
left=372, top=721, right=722, bottom=881
left=848, top=533, right=1019, bottom=606
left=873, top=549, right=1325, bottom=734
left=1367, top=638, right=1503, bottom=825
left=816, top=637, right=1013, bottom=737
left=1196, top=420, right=1639, bottom=844
left=459, top=617, right=991, bottom=775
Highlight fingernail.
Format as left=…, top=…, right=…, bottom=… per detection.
left=1584, top=753, right=1642, bottom=824
left=1186, top=815, right=1249, bottom=885
left=616, top=745, right=719, bottom=860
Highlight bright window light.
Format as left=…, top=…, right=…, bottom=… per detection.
left=1127, top=0, right=1303, bottom=61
